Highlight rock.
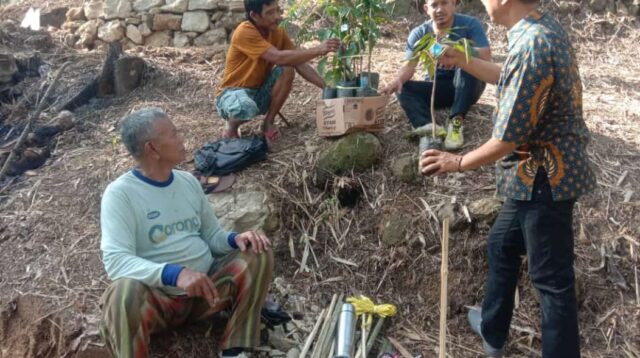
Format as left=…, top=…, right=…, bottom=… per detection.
left=220, top=11, right=245, bottom=30
left=208, top=189, right=279, bottom=233
left=617, top=0, right=631, bottom=15
left=193, top=28, right=226, bottom=46
left=98, top=20, right=125, bottom=42
left=173, top=32, right=191, bottom=47
left=558, top=1, right=580, bottom=14
left=391, top=153, right=420, bottom=184
left=227, top=0, right=244, bottom=12
left=84, top=0, right=105, bottom=19
left=63, top=33, right=79, bottom=47
left=0, top=54, right=17, bottom=83
left=125, top=17, right=141, bottom=25
left=210, top=11, right=224, bottom=23
left=114, top=57, right=145, bottom=95
left=269, top=350, right=286, bottom=357
left=183, top=31, right=198, bottom=38
left=589, top=0, right=607, bottom=12
left=379, top=213, right=410, bottom=247
left=188, top=0, right=218, bottom=10
left=161, top=0, right=189, bottom=13
left=76, top=20, right=100, bottom=47
left=52, top=111, right=75, bottom=130
left=181, top=11, right=210, bottom=32
left=133, top=0, right=164, bottom=12
left=286, top=348, right=301, bottom=358
left=316, top=132, right=382, bottom=186
left=269, top=326, right=298, bottom=352
left=125, top=24, right=143, bottom=43
left=66, top=7, right=86, bottom=21
left=389, top=0, right=417, bottom=16
left=105, top=0, right=132, bottom=19
left=138, top=22, right=152, bottom=36
left=153, top=13, right=182, bottom=30
left=62, top=21, right=84, bottom=31
left=123, top=39, right=138, bottom=50
left=468, top=197, right=503, bottom=224
left=144, top=30, right=172, bottom=46
left=41, top=7, right=69, bottom=28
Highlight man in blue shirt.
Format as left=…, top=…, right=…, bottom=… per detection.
left=381, top=0, right=491, bottom=150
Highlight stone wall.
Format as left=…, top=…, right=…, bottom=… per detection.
left=62, top=0, right=246, bottom=49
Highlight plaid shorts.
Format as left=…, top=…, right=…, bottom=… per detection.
left=216, top=67, right=284, bottom=121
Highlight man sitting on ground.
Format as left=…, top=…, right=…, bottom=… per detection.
left=216, top=0, right=340, bottom=145
left=99, top=107, right=273, bottom=358
left=381, top=0, right=491, bottom=150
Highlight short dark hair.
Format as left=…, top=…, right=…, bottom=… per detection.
left=244, top=0, right=275, bottom=20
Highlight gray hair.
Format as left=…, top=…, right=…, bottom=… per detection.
left=120, top=107, right=168, bottom=158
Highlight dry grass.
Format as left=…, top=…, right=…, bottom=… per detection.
left=0, top=1, right=639, bottom=357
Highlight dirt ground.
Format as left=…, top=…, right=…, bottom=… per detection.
left=0, top=0, right=639, bottom=357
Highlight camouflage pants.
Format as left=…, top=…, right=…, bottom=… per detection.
left=99, top=250, right=273, bottom=358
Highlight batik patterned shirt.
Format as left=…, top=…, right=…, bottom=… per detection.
left=493, top=11, right=596, bottom=201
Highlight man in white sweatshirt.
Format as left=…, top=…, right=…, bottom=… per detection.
left=99, top=107, right=273, bottom=358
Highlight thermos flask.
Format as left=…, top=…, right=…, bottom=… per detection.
left=333, top=303, right=357, bottom=358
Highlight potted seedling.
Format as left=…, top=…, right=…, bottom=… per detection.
left=411, top=32, right=473, bottom=163
left=359, top=0, right=392, bottom=95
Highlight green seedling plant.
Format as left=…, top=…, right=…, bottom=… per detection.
left=410, top=31, right=473, bottom=139
left=283, top=0, right=392, bottom=88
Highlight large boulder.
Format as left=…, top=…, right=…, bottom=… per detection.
left=153, top=13, right=182, bottom=30
left=161, top=0, right=189, bottom=12
left=391, top=153, right=420, bottom=184
left=0, top=54, right=17, bottom=84
left=84, top=0, right=105, bottom=19
left=181, top=11, right=210, bottom=32
left=316, top=132, right=382, bottom=186
left=98, top=20, right=125, bottom=42
left=193, top=28, right=226, bottom=45
left=133, top=0, right=164, bottom=12
left=105, top=0, right=132, bottom=19
left=208, top=190, right=279, bottom=233
left=144, top=30, right=172, bottom=46
left=188, top=0, right=218, bottom=10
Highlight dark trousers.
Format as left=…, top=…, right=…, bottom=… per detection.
left=481, top=169, right=580, bottom=358
left=397, top=68, right=485, bottom=128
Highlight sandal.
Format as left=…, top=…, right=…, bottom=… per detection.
left=198, top=174, right=235, bottom=194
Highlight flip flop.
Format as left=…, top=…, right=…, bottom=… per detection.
left=199, top=174, right=235, bottom=194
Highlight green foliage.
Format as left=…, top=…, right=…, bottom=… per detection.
left=283, top=0, right=393, bottom=86
left=409, top=29, right=475, bottom=79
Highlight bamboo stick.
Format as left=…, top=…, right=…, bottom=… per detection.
left=318, top=293, right=344, bottom=358
left=430, top=65, right=438, bottom=139
left=439, top=217, right=450, bottom=358
left=311, top=294, right=339, bottom=358
left=301, top=308, right=326, bottom=358
left=364, top=316, right=386, bottom=357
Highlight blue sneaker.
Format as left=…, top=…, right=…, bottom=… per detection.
left=468, top=307, right=505, bottom=358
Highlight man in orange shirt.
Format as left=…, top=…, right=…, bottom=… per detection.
left=216, top=0, right=340, bottom=144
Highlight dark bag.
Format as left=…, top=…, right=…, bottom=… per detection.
left=194, top=136, right=268, bottom=175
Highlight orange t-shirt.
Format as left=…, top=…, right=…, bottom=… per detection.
left=217, top=21, right=294, bottom=96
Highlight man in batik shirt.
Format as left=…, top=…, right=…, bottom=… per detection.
left=419, top=0, right=595, bottom=357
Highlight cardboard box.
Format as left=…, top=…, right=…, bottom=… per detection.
left=316, top=95, right=388, bottom=137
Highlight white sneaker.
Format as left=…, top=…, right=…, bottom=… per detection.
left=412, top=123, right=447, bottom=138
left=444, top=116, right=464, bottom=150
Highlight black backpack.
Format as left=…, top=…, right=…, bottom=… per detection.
left=194, top=136, right=268, bottom=175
